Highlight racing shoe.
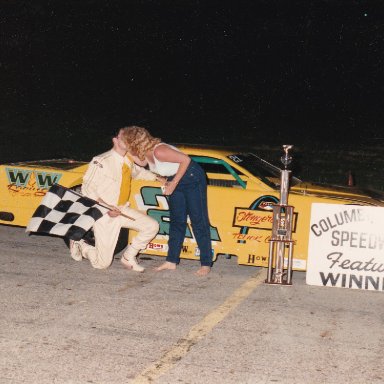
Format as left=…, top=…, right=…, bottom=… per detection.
left=121, top=254, right=145, bottom=272
left=69, top=239, right=83, bottom=261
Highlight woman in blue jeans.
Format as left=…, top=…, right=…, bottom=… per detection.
left=122, top=126, right=212, bottom=276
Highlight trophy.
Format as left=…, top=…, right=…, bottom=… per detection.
left=265, top=145, right=295, bottom=285
left=280, top=144, right=293, bottom=205
left=281, top=144, right=293, bottom=168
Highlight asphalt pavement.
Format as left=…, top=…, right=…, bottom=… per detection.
left=0, top=225, right=383, bottom=384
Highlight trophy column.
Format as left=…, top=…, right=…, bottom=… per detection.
left=265, top=145, right=295, bottom=285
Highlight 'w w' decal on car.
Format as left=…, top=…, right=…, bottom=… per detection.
left=6, top=168, right=62, bottom=189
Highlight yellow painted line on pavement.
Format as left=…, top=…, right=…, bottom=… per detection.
left=131, top=268, right=267, bottom=384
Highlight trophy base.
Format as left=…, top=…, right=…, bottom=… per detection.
left=265, top=279, right=293, bottom=286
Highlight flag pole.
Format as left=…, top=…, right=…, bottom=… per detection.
left=65, top=186, right=136, bottom=221
left=98, top=202, right=136, bottom=221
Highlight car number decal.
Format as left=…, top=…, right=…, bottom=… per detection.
left=136, top=186, right=221, bottom=241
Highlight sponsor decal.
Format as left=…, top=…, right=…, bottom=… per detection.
left=6, top=168, right=32, bottom=187
left=147, top=242, right=168, bottom=252
left=34, top=171, right=62, bottom=189
left=247, top=254, right=268, bottom=264
left=233, top=195, right=298, bottom=244
left=5, top=168, right=62, bottom=197
left=93, top=160, right=103, bottom=168
left=234, top=195, right=279, bottom=244
left=234, top=208, right=273, bottom=229
left=231, top=233, right=266, bottom=242
left=246, top=254, right=304, bottom=268
left=258, top=201, right=274, bottom=210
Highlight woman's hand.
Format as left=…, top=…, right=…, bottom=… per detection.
left=163, top=180, right=178, bottom=195
left=156, top=175, right=167, bottom=184
left=154, top=145, right=190, bottom=196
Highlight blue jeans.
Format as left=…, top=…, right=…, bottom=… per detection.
left=167, top=161, right=212, bottom=266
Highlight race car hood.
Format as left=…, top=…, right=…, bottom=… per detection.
left=5, top=159, right=88, bottom=171
left=291, top=181, right=384, bottom=205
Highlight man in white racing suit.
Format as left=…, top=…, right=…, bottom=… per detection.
left=70, top=127, right=159, bottom=272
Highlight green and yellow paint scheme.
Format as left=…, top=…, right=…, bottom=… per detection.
left=1, top=146, right=383, bottom=270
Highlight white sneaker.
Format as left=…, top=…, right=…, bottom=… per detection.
left=69, top=240, right=83, bottom=261
left=121, top=255, right=145, bottom=272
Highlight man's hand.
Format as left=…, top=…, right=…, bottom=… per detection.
left=107, top=208, right=121, bottom=217
left=98, top=198, right=121, bottom=217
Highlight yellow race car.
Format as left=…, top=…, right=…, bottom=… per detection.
left=1, top=145, right=383, bottom=270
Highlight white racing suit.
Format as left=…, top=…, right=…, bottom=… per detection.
left=78, top=149, right=159, bottom=269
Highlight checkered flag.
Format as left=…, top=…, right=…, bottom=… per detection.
left=26, top=184, right=110, bottom=240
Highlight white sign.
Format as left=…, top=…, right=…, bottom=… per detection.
left=306, top=203, right=384, bottom=292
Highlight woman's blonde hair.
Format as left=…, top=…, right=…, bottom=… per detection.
left=121, top=126, right=161, bottom=161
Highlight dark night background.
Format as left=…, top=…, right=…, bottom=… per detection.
left=1, top=0, right=383, bottom=163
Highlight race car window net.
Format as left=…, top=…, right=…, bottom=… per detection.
left=227, top=153, right=301, bottom=189
left=190, top=156, right=247, bottom=189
